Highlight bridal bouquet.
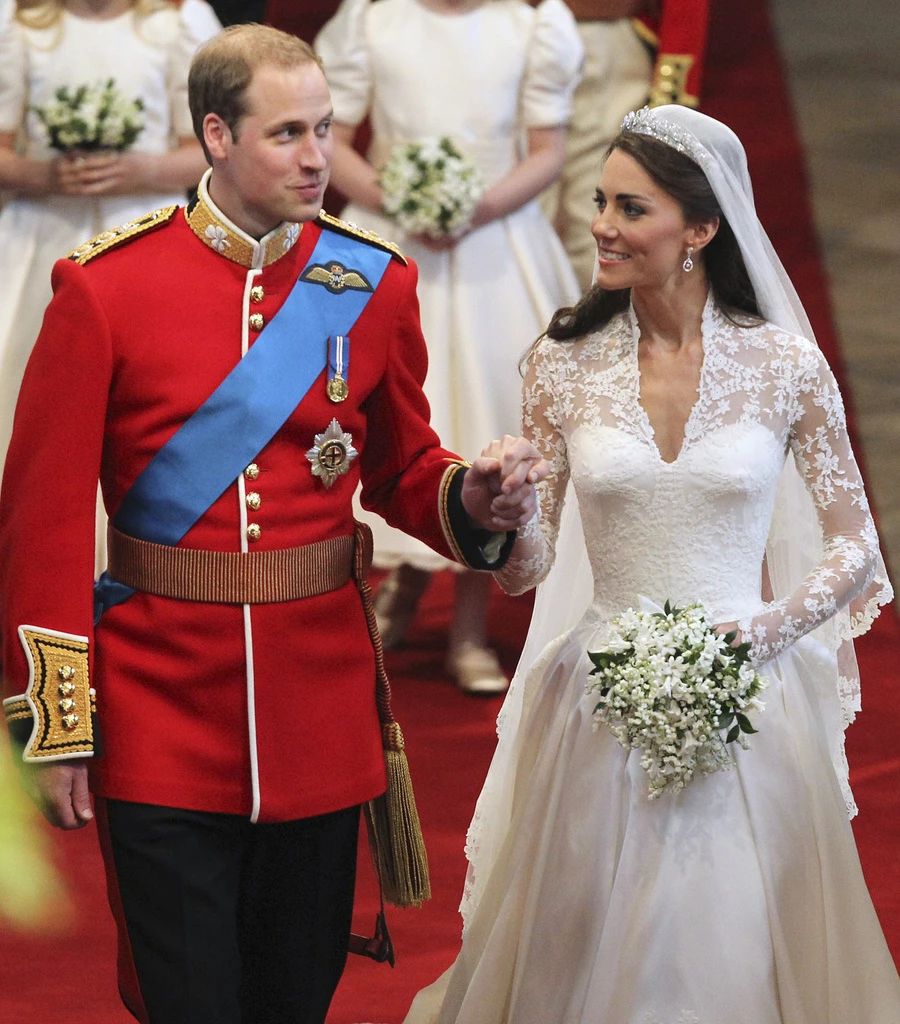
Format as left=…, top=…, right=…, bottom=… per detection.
left=379, top=136, right=484, bottom=239
left=32, top=79, right=145, bottom=153
left=587, top=601, right=766, bottom=799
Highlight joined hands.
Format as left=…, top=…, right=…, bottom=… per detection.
left=461, top=434, right=549, bottom=533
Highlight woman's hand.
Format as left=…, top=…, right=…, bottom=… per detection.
left=54, top=150, right=159, bottom=196
left=714, top=621, right=744, bottom=648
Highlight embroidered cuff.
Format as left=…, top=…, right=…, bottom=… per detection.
left=3, top=626, right=96, bottom=762
left=439, top=464, right=516, bottom=571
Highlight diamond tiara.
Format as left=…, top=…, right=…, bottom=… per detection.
left=620, top=107, right=710, bottom=168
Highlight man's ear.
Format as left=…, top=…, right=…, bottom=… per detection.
left=688, top=216, right=720, bottom=255
left=203, top=112, right=232, bottom=162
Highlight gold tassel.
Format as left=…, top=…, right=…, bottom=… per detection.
left=366, top=722, right=431, bottom=907
left=351, top=522, right=431, bottom=908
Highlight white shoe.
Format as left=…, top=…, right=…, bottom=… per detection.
left=446, top=642, right=509, bottom=695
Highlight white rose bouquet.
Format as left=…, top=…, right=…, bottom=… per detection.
left=379, top=136, right=484, bottom=239
left=587, top=600, right=767, bottom=799
left=33, top=79, right=145, bottom=153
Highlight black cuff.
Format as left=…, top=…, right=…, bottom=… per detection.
left=445, top=467, right=516, bottom=571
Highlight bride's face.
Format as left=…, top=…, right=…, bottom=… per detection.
left=591, top=149, right=695, bottom=291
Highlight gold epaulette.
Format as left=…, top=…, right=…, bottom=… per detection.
left=649, top=54, right=699, bottom=108
left=316, top=210, right=408, bottom=265
left=67, top=204, right=178, bottom=266
left=631, top=17, right=658, bottom=48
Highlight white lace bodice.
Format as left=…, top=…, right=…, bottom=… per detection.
left=497, top=300, right=883, bottom=665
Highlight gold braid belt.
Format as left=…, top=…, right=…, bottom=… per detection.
left=107, top=526, right=362, bottom=604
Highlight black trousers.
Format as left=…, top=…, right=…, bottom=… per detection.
left=98, top=799, right=360, bottom=1024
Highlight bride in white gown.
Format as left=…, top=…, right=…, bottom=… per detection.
left=404, top=106, right=900, bottom=1024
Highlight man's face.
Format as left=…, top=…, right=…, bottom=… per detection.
left=205, top=62, right=333, bottom=238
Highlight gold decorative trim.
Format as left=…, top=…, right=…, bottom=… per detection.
left=108, top=527, right=355, bottom=604
left=17, top=626, right=94, bottom=761
left=649, top=53, right=698, bottom=108
left=317, top=210, right=408, bottom=265
left=68, top=206, right=178, bottom=266
left=438, top=461, right=469, bottom=566
left=631, top=17, right=658, bottom=48
left=2, top=697, right=31, bottom=724
left=185, top=171, right=301, bottom=268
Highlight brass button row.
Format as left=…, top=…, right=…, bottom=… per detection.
left=58, top=665, right=79, bottom=731
left=245, top=462, right=262, bottom=541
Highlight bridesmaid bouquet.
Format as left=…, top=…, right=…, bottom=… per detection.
left=587, top=600, right=767, bottom=799
left=32, top=79, right=145, bottom=153
left=379, top=136, right=484, bottom=239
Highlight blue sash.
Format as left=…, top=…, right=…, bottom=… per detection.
left=95, top=226, right=392, bottom=620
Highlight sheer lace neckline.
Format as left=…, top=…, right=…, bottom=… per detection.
left=626, top=294, right=719, bottom=466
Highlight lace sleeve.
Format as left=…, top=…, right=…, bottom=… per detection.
left=738, top=342, right=886, bottom=663
left=493, top=340, right=570, bottom=596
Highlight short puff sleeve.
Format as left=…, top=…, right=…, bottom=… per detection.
left=167, top=0, right=222, bottom=140
left=0, top=6, right=26, bottom=135
left=315, top=0, right=373, bottom=128
left=520, top=0, right=583, bottom=129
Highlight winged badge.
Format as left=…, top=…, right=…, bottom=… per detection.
left=301, top=261, right=373, bottom=294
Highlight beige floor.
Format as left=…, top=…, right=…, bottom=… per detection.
left=772, top=0, right=900, bottom=598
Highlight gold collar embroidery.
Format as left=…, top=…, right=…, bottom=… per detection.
left=185, top=170, right=303, bottom=269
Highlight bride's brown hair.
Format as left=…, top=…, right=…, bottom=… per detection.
left=544, top=131, right=762, bottom=344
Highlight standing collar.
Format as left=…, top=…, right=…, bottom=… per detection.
left=184, top=169, right=304, bottom=269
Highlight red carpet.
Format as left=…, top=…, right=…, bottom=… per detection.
left=1, top=3, right=897, bottom=1022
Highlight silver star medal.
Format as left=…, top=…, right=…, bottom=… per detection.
left=306, top=418, right=358, bottom=488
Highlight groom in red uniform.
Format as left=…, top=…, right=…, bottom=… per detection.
left=0, top=24, right=544, bottom=1024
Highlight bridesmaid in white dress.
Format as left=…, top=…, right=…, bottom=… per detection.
left=404, top=106, right=900, bottom=1023
left=0, top=0, right=220, bottom=477
left=315, top=0, right=582, bottom=692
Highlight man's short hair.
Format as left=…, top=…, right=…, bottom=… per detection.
left=188, top=24, right=323, bottom=160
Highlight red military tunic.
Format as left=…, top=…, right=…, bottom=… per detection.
left=634, top=1, right=710, bottom=108
left=0, top=175, right=492, bottom=824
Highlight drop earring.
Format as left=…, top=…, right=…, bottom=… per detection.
left=682, top=246, right=694, bottom=273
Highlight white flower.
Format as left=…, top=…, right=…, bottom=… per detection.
left=378, top=136, right=484, bottom=239
left=586, top=602, right=767, bottom=799
left=32, top=78, right=144, bottom=153
left=205, top=225, right=230, bottom=253
left=283, top=223, right=300, bottom=251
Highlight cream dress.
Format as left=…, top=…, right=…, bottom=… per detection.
left=404, top=302, right=900, bottom=1023
left=316, top=0, right=583, bottom=569
left=0, top=1, right=220, bottom=478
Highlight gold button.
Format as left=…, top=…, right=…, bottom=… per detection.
left=248, top=312, right=264, bottom=331
left=249, top=285, right=265, bottom=303
left=247, top=523, right=262, bottom=542
left=246, top=491, right=261, bottom=511
left=58, top=698, right=76, bottom=714
left=58, top=665, right=76, bottom=681
left=58, top=681, right=76, bottom=697
left=61, top=713, right=80, bottom=731
left=245, top=463, right=260, bottom=480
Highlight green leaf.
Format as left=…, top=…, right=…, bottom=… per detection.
left=717, top=713, right=734, bottom=731
left=736, top=713, right=758, bottom=735
left=726, top=723, right=741, bottom=744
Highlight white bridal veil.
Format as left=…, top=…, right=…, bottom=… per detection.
left=459, top=105, right=893, bottom=930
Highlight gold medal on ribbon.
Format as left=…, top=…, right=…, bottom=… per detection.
left=326, top=334, right=350, bottom=403
left=327, top=374, right=349, bottom=403
left=306, top=418, right=358, bottom=488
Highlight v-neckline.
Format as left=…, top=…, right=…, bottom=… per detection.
left=628, top=296, right=714, bottom=466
